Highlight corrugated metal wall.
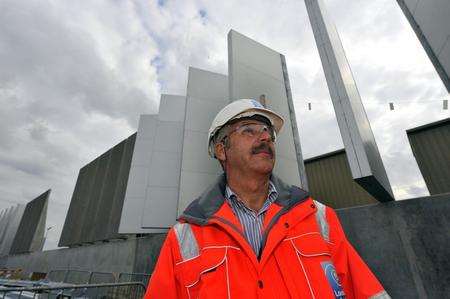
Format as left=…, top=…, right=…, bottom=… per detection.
left=304, top=149, right=378, bottom=208
left=407, top=118, right=450, bottom=195
left=59, top=133, right=136, bottom=247
left=9, top=189, right=49, bottom=254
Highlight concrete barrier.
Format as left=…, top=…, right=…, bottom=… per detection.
left=337, top=193, right=450, bottom=298
left=1, top=194, right=448, bottom=298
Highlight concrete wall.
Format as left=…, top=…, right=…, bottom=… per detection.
left=0, top=235, right=165, bottom=279
left=337, top=193, right=450, bottom=298
left=305, top=149, right=378, bottom=208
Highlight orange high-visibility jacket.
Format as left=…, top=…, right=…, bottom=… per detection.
left=145, top=175, right=390, bottom=299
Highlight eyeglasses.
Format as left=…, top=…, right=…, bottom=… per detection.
left=225, top=123, right=276, bottom=142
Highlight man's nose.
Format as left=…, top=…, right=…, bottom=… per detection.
left=258, top=128, right=272, bottom=142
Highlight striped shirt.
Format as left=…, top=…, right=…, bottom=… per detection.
left=225, top=181, right=278, bottom=255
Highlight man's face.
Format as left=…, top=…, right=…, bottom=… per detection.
left=217, top=119, right=276, bottom=175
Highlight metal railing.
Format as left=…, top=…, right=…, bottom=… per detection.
left=0, top=281, right=146, bottom=299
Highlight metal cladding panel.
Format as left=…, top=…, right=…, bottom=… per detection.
left=10, top=190, right=50, bottom=254
left=305, top=0, right=394, bottom=202
left=396, top=0, right=450, bottom=92
left=107, top=134, right=136, bottom=238
left=58, top=134, right=136, bottom=247
left=81, top=152, right=111, bottom=242
left=93, top=142, right=123, bottom=242
left=177, top=68, right=228, bottom=215
left=0, top=204, right=25, bottom=256
left=228, top=30, right=308, bottom=190
left=119, top=95, right=186, bottom=233
left=304, top=150, right=378, bottom=208
left=407, top=118, right=450, bottom=195
left=58, top=167, right=87, bottom=246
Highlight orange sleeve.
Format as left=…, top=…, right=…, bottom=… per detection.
left=144, top=229, right=180, bottom=299
left=327, top=208, right=388, bottom=299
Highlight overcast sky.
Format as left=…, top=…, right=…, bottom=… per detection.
left=0, top=0, right=448, bottom=250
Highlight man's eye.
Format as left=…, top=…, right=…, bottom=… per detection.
left=242, top=127, right=255, bottom=134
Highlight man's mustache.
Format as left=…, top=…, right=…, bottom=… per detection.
left=251, top=142, right=274, bottom=157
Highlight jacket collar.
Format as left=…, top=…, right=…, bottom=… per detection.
left=178, top=173, right=309, bottom=225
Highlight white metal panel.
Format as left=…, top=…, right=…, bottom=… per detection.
left=186, top=67, right=229, bottom=102
left=154, top=121, right=184, bottom=153
left=181, top=130, right=219, bottom=174
left=142, top=186, right=179, bottom=228
left=305, top=0, right=394, bottom=201
left=228, top=30, right=307, bottom=189
left=148, top=151, right=181, bottom=187
left=178, top=68, right=228, bottom=215
left=159, top=95, right=186, bottom=122
left=119, top=95, right=186, bottom=233
left=178, top=172, right=219, bottom=214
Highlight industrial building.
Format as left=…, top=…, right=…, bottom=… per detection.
left=407, top=117, right=450, bottom=195
left=304, top=149, right=378, bottom=208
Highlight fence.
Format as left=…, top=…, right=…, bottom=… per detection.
left=0, top=281, right=146, bottom=298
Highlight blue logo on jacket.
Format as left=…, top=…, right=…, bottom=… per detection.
left=321, top=261, right=346, bottom=299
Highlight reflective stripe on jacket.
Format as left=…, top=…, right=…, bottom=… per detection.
left=145, top=174, right=390, bottom=299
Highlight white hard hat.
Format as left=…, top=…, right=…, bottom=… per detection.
left=207, top=99, right=284, bottom=158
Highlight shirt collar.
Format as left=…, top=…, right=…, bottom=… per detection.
left=225, top=181, right=278, bottom=213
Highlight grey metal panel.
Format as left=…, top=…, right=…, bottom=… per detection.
left=304, top=149, right=378, bottom=208
left=10, top=189, right=50, bottom=254
left=107, top=134, right=136, bottom=239
left=73, top=158, right=99, bottom=245
left=92, top=142, right=123, bottom=243
left=396, top=0, right=450, bottom=92
left=119, top=94, right=186, bottom=233
left=29, top=194, right=47, bottom=252
left=178, top=68, right=228, bottom=215
left=305, top=0, right=394, bottom=202
left=59, top=134, right=136, bottom=247
left=227, top=30, right=308, bottom=190
left=0, top=204, right=26, bottom=256
left=82, top=151, right=110, bottom=242
left=407, top=118, right=450, bottom=195
left=58, top=167, right=87, bottom=246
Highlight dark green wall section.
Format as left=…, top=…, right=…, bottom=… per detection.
left=304, top=149, right=378, bottom=208
left=59, top=133, right=136, bottom=247
left=407, top=118, right=450, bottom=195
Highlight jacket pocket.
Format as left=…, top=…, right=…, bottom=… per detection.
left=284, top=232, right=337, bottom=298
left=175, top=246, right=228, bottom=298
left=289, top=232, right=331, bottom=257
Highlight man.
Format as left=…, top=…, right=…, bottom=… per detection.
left=145, top=99, right=390, bottom=298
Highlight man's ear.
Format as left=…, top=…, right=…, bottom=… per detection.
left=215, top=142, right=226, bottom=163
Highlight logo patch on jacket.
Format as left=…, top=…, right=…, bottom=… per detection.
left=321, top=261, right=346, bottom=299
